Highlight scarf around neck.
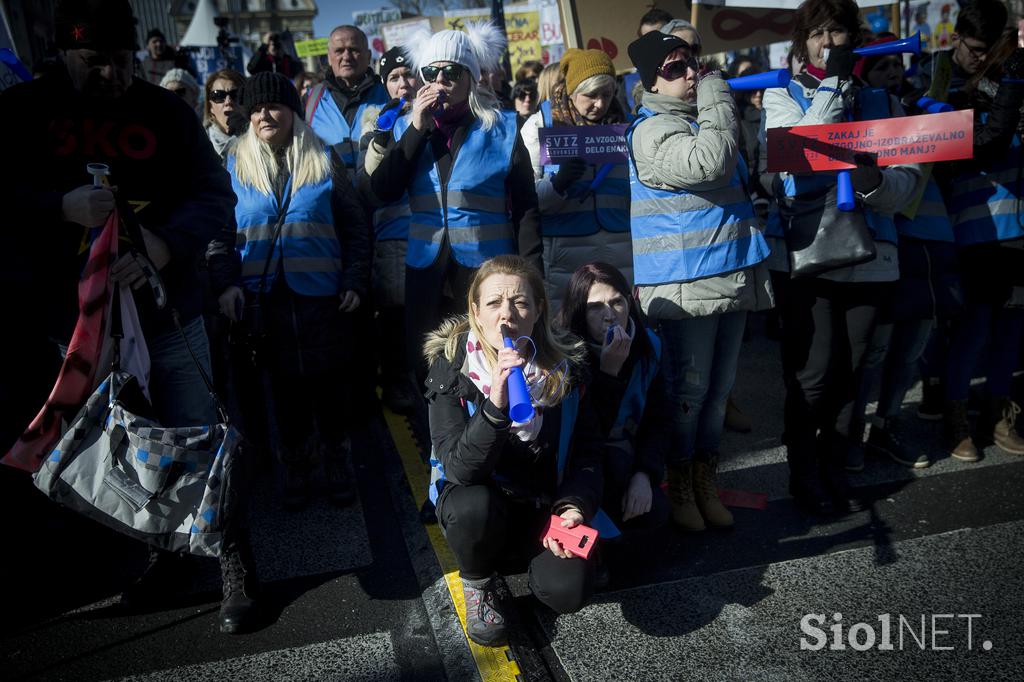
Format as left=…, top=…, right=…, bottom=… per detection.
left=463, top=330, right=559, bottom=442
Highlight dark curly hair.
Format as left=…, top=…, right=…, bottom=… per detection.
left=790, top=0, right=864, bottom=67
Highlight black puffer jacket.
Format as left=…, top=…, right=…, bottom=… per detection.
left=423, top=318, right=604, bottom=520
left=585, top=331, right=671, bottom=486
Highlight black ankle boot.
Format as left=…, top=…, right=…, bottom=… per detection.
left=818, top=431, right=865, bottom=514
left=219, top=540, right=261, bottom=634
left=786, top=434, right=833, bottom=515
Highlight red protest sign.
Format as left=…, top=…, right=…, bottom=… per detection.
left=766, top=109, right=973, bottom=173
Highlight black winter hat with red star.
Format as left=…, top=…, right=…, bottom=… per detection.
left=55, top=0, right=138, bottom=51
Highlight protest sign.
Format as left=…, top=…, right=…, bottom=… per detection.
left=444, top=5, right=542, bottom=75
left=189, top=45, right=244, bottom=86
left=539, top=124, right=629, bottom=165
left=353, top=7, right=402, bottom=59
left=766, top=109, right=973, bottom=173
left=294, top=38, right=328, bottom=58
left=381, top=16, right=435, bottom=51
left=557, top=0, right=689, bottom=73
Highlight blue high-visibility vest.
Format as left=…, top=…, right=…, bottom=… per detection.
left=610, top=329, right=662, bottom=439
left=306, top=80, right=390, bottom=170
left=626, top=106, right=768, bottom=286
left=781, top=80, right=899, bottom=245
left=537, top=101, right=630, bottom=236
left=948, top=111, right=1024, bottom=245
left=896, top=178, right=954, bottom=242
left=394, top=111, right=519, bottom=269
left=228, top=154, right=342, bottom=296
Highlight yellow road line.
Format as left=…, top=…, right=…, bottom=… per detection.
left=382, top=406, right=523, bottom=682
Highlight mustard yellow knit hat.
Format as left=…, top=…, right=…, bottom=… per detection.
left=560, top=48, right=615, bottom=95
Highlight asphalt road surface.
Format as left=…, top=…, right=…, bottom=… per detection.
left=2, top=320, right=1022, bottom=681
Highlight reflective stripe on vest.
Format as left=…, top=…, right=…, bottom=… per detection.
left=374, top=200, right=410, bottom=241
left=896, top=178, right=954, bottom=242
left=948, top=116, right=1024, bottom=245
left=611, top=329, right=662, bottom=439
left=229, top=155, right=342, bottom=296
left=538, top=101, right=630, bottom=236
left=307, top=81, right=390, bottom=168
left=395, top=111, right=518, bottom=269
left=781, top=80, right=900, bottom=245
left=626, top=108, right=768, bottom=286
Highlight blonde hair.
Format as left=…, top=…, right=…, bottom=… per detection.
left=468, top=78, right=502, bottom=131
left=231, top=114, right=331, bottom=196
left=573, top=73, right=616, bottom=97
left=446, top=255, right=585, bottom=405
left=537, top=62, right=562, bottom=102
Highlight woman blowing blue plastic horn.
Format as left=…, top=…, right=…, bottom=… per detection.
left=624, top=31, right=773, bottom=532
left=370, top=22, right=541, bottom=383
left=759, top=0, right=921, bottom=516
left=423, top=255, right=603, bottom=647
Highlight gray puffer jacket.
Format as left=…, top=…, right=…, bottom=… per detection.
left=630, top=78, right=773, bottom=321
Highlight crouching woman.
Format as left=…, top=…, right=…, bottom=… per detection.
left=424, top=255, right=603, bottom=647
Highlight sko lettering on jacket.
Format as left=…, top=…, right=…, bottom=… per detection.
left=49, top=119, right=158, bottom=160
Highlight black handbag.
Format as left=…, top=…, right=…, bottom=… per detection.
left=780, top=184, right=877, bottom=278
left=231, top=187, right=292, bottom=366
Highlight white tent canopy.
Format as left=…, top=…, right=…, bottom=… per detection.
left=179, top=0, right=220, bottom=47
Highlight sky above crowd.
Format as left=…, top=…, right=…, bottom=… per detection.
left=313, top=1, right=386, bottom=37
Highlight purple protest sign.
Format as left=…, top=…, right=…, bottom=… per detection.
left=538, top=124, right=629, bottom=165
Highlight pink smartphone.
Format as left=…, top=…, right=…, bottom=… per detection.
left=543, top=515, right=599, bottom=559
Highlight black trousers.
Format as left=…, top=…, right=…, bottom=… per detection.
left=600, top=444, right=670, bottom=531
left=779, top=278, right=884, bottom=456
left=376, top=304, right=410, bottom=381
left=435, top=482, right=595, bottom=615
left=404, top=240, right=476, bottom=382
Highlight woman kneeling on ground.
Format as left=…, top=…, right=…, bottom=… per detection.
left=424, top=255, right=604, bottom=647
left=558, top=262, right=671, bottom=534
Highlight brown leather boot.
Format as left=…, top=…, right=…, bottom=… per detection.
left=693, top=457, right=734, bottom=528
left=992, top=397, right=1024, bottom=455
left=667, top=462, right=705, bottom=531
left=945, top=400, right=979, bottom=462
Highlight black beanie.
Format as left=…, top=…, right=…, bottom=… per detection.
left=627, top=31, right=690, bottom=90
left=146, top=28, right=165, bottom=42
left=241, top=72, right=305, bottom=119
left=55, top=0, right=138, bottom=51
left=378, top=46, right=411, bottom=82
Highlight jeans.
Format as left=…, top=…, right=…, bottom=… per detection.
left=146, top=315, right=218, bottom=427
left=660, top=311, right=747, bottom=464
left=852, top=317, right=935, bottom=423
left=946, top=302, right=1024, bottom=400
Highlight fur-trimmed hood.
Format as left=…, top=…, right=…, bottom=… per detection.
left=423, top=315, right=470, bottom=367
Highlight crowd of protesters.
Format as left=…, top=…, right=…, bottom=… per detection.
left=2, top=0, right=1023, bottom=650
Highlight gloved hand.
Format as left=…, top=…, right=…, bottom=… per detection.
left=1003, top=47, right=1024, bottom=80
left=226, top=108, right=249, bottom=136
left=551, top=157, right=587, bottom=195
left=849, top=153, right=882, bottom=195
left=825, top=45, right=857, bottom=81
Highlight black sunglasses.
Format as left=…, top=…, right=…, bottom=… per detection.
left=421, top=63, right=466, bottom=83
left=657, top=56, right=698, bottom=81
left=210, top=88, right=238, bottom=103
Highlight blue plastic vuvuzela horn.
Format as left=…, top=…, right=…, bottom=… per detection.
left=727, top=69, right=791, bottom=90
left=837, top=171, right=856, bottom=211
left=500, top=324, right=535, bottom=424
left=916, top=96, right=954, bottom=114
left=853, top=33, right=922, bottom=57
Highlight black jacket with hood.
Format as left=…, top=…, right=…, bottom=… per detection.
left=424, top=317, right=604, bottom=520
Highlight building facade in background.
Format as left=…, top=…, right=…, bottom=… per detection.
left=170, top=0, right=316, bottom=50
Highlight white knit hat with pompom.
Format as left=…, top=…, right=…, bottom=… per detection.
left=405, top=21, right=507, bottom=83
